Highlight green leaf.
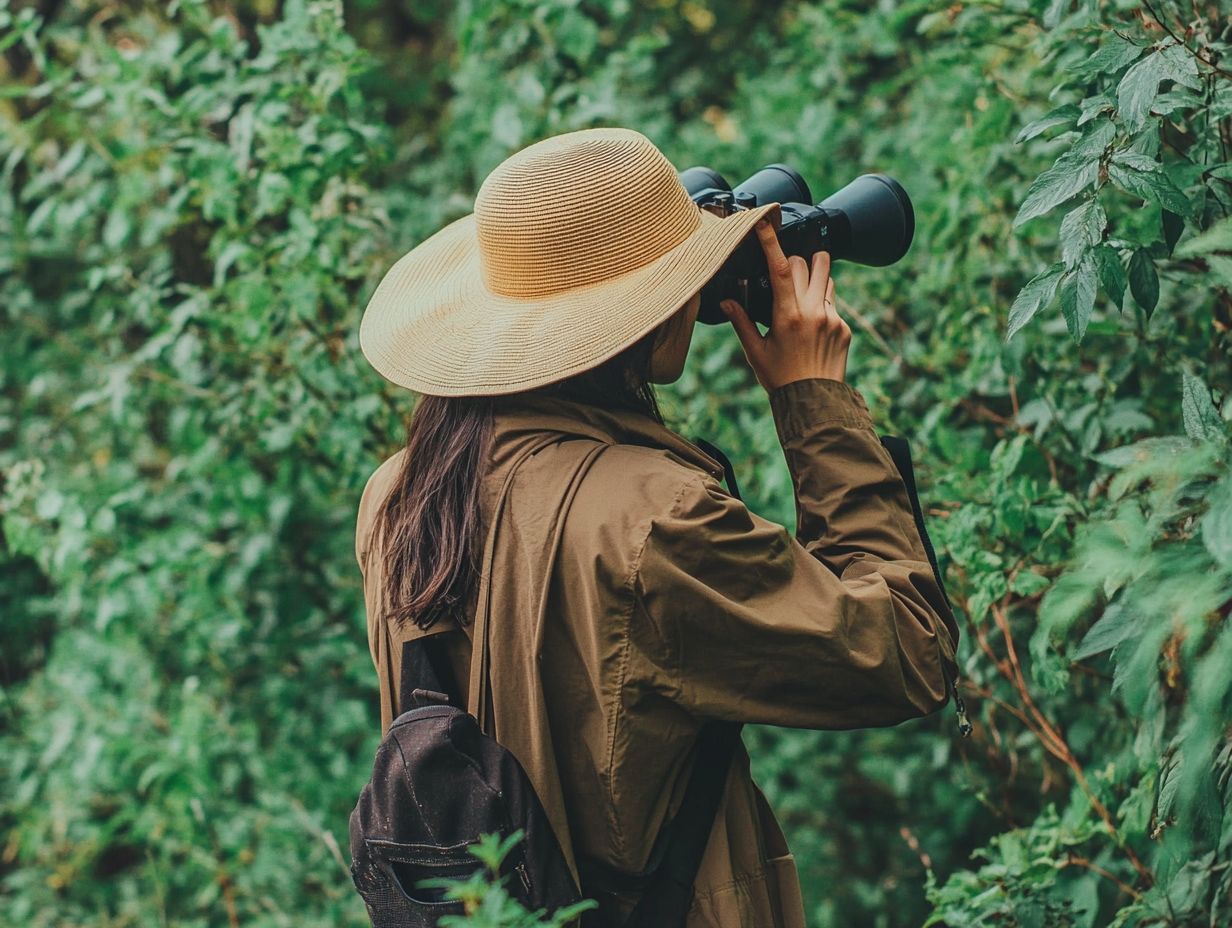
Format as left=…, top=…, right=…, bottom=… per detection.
left=491, top=101, right=523, bottom=147
left=1010, top=569, right=1052, bottom=597
left=1059, top=252, right=1097, bottom=342
left=1108, top=152, right=1195, bottom=219
left=1013, top=152, right=1099, bottom=226
left=1152, top=88, right=1204, bottom=118
left=1006, top=262, right=1065, bottom=340
left=1068, top=37, right=1145, bottom=79
left=213, top=240, right=250, bottom=289
left=1072, top=603, right=1138, bottom=660
left=1069, top=118, right=1117, bottom=156
left=555, top=9, right=600, bottom=63
left=1116, top=44, right=1202, bottom=131
left=1093, top=243, right=1127, bottom=310
left=1175, top=216, right=1232, bottom=257
left=1094, top=435, right=1194, bottom=468
left=1076, top=94, right=1114, bottom=127
left=1112, top=150, right=1163, bottom=172
left=1181, top=370, right=1225, bottom=443
left=1058, top=199, right=1106, bottom=268
left=1157, top=43, right=1204, bottom=90
left=1128, top=248, right=1159, bottom=314
left=1015, top=103, right=1080, bottom=144
left=1042, top=0, right=1070, bottom=29
left=1201, top=477, right=1232, bottom=570
left=1207, top=255, right=1232, bottom=289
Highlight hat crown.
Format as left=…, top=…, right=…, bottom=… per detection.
left=474, top=128, right=700, bottom=299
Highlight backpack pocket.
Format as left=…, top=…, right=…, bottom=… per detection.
left=352, top=838, right=480, bottom=926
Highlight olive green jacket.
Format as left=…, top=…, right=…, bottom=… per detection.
left=355, top=376, right=960, bottom=927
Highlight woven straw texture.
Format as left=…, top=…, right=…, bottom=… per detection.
left=358, top=127, right=780, bottom=397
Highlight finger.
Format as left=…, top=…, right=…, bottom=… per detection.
left=720, top=299, right=764, bottom=359
left=754, top=220, right=797, bottom=315
left=806, top=249, right=831, bottom=305
left=788, top=255, right=809, bottom=299
left=823, top=275, right=837, bottom=321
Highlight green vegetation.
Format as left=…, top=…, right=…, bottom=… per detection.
left=2, top=1, right=1229, bottom=925
left=418, top=832, right=597, bottom=927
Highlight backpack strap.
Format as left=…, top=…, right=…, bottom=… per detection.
left=878, top=435, right=971, bottom=736
left=693, top=437, right=742, bottom=502
left=467, top=432, right=567, bottom=733
left=878, top=434, right=951, bottom=610
left=615, top=720, right=742, bottom=926
left=398, top=634, right=463, bottom=712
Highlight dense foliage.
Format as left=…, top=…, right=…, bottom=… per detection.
left=2, top=1, right=1229, bottom=926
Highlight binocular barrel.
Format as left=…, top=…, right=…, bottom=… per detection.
left=679, top=164, right=915, bottom=326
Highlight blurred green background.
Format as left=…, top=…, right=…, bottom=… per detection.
left=2, top=0, right=1230, bottom=925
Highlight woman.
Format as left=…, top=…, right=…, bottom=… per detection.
left=354, top=127, right=960, bottom=927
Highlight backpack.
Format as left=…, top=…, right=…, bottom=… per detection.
left=347, top=632, right=583, bottom=925
left=347, top=630, right=739, bottom=927
left=347, top=434, right=961, bottom=927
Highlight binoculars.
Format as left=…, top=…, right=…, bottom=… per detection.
left=678, top=164, right=915, bottom=326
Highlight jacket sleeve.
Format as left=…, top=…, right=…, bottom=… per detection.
left=632, top=377, right=960, bottom=730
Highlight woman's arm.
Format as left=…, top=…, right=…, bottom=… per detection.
left=632, top=376, right=959, bottom=730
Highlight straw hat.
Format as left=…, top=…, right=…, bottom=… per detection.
left=358, top=127, right=781, bottom=397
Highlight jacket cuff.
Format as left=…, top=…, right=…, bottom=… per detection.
left=768, top=377, right=875, bottom=443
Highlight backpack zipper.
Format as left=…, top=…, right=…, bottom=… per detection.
left=941, top=658, right=972, bottom=737
left=935, top=622, right=972, bottom=737
left=515, top=858, right=532, bottom=897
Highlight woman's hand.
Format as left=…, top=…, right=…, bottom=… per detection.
left=720, top=219, right=851, bottom=391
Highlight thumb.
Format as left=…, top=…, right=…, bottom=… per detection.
left=721, top=299, right=763, bottom=361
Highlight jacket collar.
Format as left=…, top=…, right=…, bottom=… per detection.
left=485, top=392, right=726, bottom=482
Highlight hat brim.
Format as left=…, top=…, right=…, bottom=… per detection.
left=359, top=200, right=782, bottom=397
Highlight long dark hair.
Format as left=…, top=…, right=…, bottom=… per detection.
left=373, top=322, right=668, bottom=632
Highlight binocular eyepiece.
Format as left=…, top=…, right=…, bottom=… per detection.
left=678, top=164, right=915, bottom=326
